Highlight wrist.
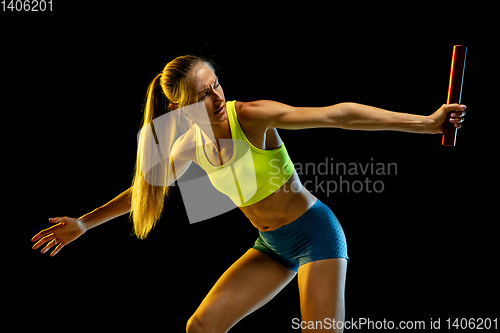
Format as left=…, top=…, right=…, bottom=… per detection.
left=426, top=115, right=442, bottom=134
left=78, top=208, right=102, bottom=231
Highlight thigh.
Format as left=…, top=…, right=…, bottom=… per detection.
left=188, top=248, right=297, bottom=332
left=298, top=258, right=348, bottom=333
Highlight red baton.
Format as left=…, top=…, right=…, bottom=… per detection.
left=442, top=45, right=467, bottom=146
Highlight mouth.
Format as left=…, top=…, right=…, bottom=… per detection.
left=214, top=104, right=226, bottom=115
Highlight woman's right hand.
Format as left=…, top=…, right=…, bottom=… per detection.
left=31, top=217, right=87, bottom=256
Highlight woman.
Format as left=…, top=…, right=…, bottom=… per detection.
left=32, top=55, right=466, bottom=332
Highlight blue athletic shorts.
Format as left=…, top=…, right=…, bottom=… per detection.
left=252, top=199, right=348, bottom=272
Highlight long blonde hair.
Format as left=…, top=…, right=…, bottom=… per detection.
left=130, top=55, right=214, bottom=239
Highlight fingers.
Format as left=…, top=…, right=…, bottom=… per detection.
left=449, top=110, right=465, bottom=129
left=32, top=233, right=64, bottom=256
left=31, top=226, right=54, bottom=243
left=49, top=217, right=67, bottom=225
left=40, top=238, right=57, bottom=254
left=450, top=111, right=465, bottom=122
left=446, top=104, right=466, bottom=129
left=51, top=243, right=64, bottom=256
left=32, top=233, right=56, bottom=251
left=32, top=217, right=71, bottom=256
left=444, top=103, right=467, bottom=112
left=31, top=218, right=61, bottom=242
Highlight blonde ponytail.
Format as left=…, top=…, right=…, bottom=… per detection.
left=130, top=55, right=213, bottom=239
left=130, top=74, right=169, bottom=239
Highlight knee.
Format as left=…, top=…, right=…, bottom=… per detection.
left=186, top=315, right=223, bottom=333
left=186, top=316, right=202, bottom=333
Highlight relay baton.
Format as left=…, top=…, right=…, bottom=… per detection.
left=442, top=45, right=467, bottom=146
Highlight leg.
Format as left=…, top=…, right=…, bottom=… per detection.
left=186, top=248, right=296, bottom=333
left=298, top=258, right=348, bottom=333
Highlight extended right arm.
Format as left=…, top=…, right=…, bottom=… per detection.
left=32, top=129, right=195, bottom=256
left=79, top=187, right=131, bottom=230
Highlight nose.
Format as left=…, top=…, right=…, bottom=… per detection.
left=212, top=87, right=223, bottom=101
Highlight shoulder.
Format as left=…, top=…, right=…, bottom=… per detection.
left=234, top=101, right=256, bottom=122
left=171, top=125, right=197, bottom=161
left=235, top=100, right=293, bottom=127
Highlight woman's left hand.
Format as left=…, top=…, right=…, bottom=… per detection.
left=429, top=104, right=467, bottom=134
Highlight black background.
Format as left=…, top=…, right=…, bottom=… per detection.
left=6, top=3, right=497, bottom=332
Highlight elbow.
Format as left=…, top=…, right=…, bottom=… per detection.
left=334, top=102, right=356, bottom=129
left=335, top=102, right=380, bottom=131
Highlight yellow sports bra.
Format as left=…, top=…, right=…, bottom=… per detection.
left=195, top=101, right=294, bottom=207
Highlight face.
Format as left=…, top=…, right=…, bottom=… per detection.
left=192, top=64, right=227, bottom=124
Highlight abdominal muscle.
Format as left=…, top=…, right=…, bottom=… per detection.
left=239, top=170, right=317, bottom=231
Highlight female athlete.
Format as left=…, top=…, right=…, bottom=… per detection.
left=32, top=55, right=466, bottom=333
